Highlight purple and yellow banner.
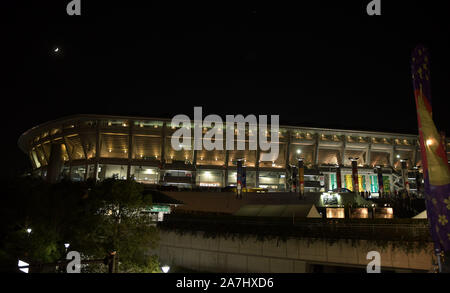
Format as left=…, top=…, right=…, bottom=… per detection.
left=412, top=45, right=450, bottom=252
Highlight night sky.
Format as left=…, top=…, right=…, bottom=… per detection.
left=3, top=1, right=450, bottom=177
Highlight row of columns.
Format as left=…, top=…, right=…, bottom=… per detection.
left=42, top=122, right=423, bottom=184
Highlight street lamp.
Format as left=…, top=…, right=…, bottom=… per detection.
left=161, top=265, right=170, bottom=273
left=26, top=228, right=32, bottom=234
left=64, top=243, right=70, bottom=252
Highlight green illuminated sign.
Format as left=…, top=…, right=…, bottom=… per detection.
left=149, top=205, right=170, bottom=213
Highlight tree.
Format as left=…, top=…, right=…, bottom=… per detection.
left=0, top=176, right=159, bottom=273
left=71, top=178, right=159, bottom=272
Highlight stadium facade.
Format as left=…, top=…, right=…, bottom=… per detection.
left=18, top=115, right=450, bottom=195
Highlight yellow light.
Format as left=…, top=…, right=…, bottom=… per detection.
left=426, top=139, right=433, bottom=146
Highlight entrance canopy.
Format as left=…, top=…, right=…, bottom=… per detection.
left=412, top=210, right=427, bottom=219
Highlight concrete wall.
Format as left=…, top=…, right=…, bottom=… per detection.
left=156, top=230, right=434, bottom=273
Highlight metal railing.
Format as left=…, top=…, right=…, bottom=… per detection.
left=160, top=214, right=432, bottom=243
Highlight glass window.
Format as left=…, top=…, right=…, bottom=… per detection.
left=131, top=166, right=159, bottom=184
left=98, top=164, right=128, bottom=180
left=259, top=171, right=285, bottom=191
left=71, top=166, right=86, bottom=182
left=196, top=170, right=223, bottom=187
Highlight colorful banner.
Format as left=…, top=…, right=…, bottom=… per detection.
left=329, top=173, right=337, bottom=191
left=345, top=174, right=353, bottom=191
left=370, top=175, right=379, bottom=193
left=412, top=45, right=450, bottom=252
left=359, top=175, right=366, bottom=191
left=382, top=176, right=390, bottom=194
left=291, top=166, right=298, bottom=192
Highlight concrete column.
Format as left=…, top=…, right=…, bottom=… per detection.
left=255, top=149, right=260, bottom=188
left=192, top=150, right=197, bottom=186
left=46, top=143, right=64, bottom=184
left=285, top=130, right=291, bottom=191
left=94, top=120, right=101, bottom=181
left=224, top=150, right=229, bottom=186
left=341, top=135, right=347, bottom=166
left=63, top=136, right=73, bottom=180
left=127, top=120, right=133, bottom=179
left=79, top=135, right=89, bottom=181
left=314, top=133, right=320, bottom=167
left=366, top=138, right=372, bottom=167
left=161, top=122, right=166, bottom=166
left=222, top=169, right=226, bottom=187
left=192, top=149, right=197, bottom=166
left=390, top=146, right=395, bottom=168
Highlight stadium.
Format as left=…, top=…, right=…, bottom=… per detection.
left=17, top=114, right=450, bottom=195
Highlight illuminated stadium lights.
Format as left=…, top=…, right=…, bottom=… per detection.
left=19, top=115, right=431, bottom=193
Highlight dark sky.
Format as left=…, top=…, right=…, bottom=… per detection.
left=3, top=1, right=450, bottom=176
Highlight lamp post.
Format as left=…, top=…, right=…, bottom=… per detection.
left=161, top=265, right=170, bottom=273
